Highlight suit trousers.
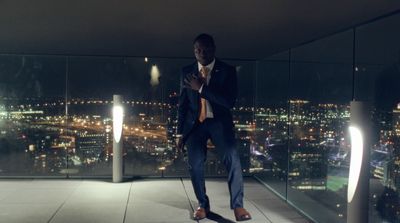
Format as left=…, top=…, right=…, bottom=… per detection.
left=185, top=118, right=244, bottom=210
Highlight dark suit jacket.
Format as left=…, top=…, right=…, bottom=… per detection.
left=177, top=59, right=238, bottom=143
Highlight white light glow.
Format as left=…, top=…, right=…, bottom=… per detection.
left=113, top=106, right=123, bottom=143
left=348, top=126, right=363, bottom=203
left=150, top=65, right=160, bottom=86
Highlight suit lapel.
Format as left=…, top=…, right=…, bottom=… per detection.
left=191, top=63, right=200, bottom=107
left=209, top=59, right=222, bottom=86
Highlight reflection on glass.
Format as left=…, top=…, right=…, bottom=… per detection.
left=287, top=30, right=353, bottom=223
left=253, top=52, right=290, bottom=197
left=0, top=55, right=66, bottom=176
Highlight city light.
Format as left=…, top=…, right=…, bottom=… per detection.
left=348, top=126, right=363, bottom=203
left=2, top=94, right=399, bottom=221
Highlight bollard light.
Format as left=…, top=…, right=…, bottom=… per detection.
left=347, top=101, right=370, bottom=223
left=113, top=95, right=124, bottom=183
left=348, top=126, right=363, bottom=203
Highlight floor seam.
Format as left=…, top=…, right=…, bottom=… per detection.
left=46, top=180, right=82, bottom=223
left=180, top=177, right=199, bottom=223
left=47, top=202, right=66, bottom=223
left=246, top=197, right=273, bottom=223
left=122, top=181, right=134, bottom=223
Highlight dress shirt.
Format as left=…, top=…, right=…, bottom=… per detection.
left=198, top=59, right=215, bottom=119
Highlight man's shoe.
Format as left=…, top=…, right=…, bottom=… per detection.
left=193, top=207, right=208, bottom=220
left=234, top=207, right=252, bottom=221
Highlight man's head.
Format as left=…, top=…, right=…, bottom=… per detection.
left=193, top=33, right=216, bottom=66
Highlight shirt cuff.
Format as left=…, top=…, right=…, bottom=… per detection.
left=198, top=84, right=204, bottom=93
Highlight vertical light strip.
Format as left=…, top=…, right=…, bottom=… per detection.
left=348, top=126, right=363, bottom=203
left=113, top=106, right=123, bottom=143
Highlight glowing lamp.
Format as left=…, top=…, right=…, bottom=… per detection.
left=113, top=105, right=123, bottom=143
left=113, top=95, right=124, bottom=183
left=348, top=126, right=363, bottom=203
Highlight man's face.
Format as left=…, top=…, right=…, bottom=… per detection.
left=194, top=41, right=215, bottom=66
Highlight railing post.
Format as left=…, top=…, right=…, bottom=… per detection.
left=347, top=101, right=370, bottom=223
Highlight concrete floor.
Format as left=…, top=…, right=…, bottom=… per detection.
left=0, top=178, right=311, bottom=223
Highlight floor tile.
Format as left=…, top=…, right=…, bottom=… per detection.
left=0, top=180, right=33, bottom=189
left=0, top=203, right=59, bottom=223
left=0, top=178, right=311, bottom=223
left=125, top=200, right=193, bottom=223
left=198, top=199, right=271, bottom=223
left=30, top=179, right=83, bottom=189
left=50, top=202, right=126, bottom=223
left=130, top=179, right=188, bottom=202
left=67, top=186, right=130, bottom=203
left=2, top=188, right=74, bottom=204
left=251, top=199, right=303, bottom=222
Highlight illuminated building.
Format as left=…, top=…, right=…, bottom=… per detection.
left=289, top=147, right=327, bottom=191
left=393, top=104, right=400, bottom=136
left=75, top=132, right=105, bottom=164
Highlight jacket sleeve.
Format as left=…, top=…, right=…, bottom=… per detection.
left=200, top=66, right=237, bottom=109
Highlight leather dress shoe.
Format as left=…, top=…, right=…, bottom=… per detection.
left=234, top=207, right=252, bottom=221
left=193, top=207, right=208, bottom=220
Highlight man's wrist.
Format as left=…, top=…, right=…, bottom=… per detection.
left=175, top=134, right=183, bottom=138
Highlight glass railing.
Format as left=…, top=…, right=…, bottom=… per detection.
left=253, top=11, right=400, bottom=223
left=1, top=10, right=399, bottom=223
left=0, top=56, right=256, bottom=177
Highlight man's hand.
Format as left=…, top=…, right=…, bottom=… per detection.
left=184, top=73, right=205, bottom=91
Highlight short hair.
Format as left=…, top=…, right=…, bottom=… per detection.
left=193, top=33, right=215, bottom=47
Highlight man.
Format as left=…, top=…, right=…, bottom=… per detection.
left=176, top=33, right=252, bottom=221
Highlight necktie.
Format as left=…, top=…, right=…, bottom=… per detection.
left=198, top=66, right=209, bottom=122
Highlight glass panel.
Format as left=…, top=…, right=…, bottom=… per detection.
left=355, top=13, right=400, bottom=223
left=288, top=30, right=353, bottom=223
left=228, top=59, right=256, bottom=177
left=0, top=55, right=255, bottom=178
left=254, top=51, right=290, bottom=197
left=131, top=57, right=191, bottom=177
left=66, top=56, right=192, bottom=177
left=0, top=55, right=66, bottom=176
left=67, top=56, right=131, bottom=176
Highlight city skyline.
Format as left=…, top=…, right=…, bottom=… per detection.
left=1, top=93, right=400, bottom=222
